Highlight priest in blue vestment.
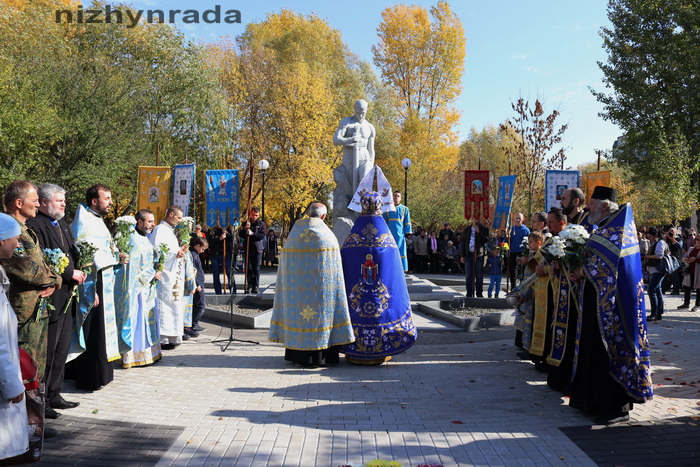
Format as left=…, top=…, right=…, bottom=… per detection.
left=341, top=192, right=416, bottom=364
left=570, top=186, right=653, bottom=424
left=268, top=202, right=354, bottom=367
left=382, top=191, right=412, bottom=272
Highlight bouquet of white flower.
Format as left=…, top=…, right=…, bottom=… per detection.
left=558, top=224, right=590, bottom=269
left=176, top=216, right=195, bottom=246
left=540, top=235, right=567, bottom=265
left=114, top=215, right=136, bottom=253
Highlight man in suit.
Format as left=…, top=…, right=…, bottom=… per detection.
left=460, top=219, right=490, bottom=297
left=26, top=184, right=86, bottom=419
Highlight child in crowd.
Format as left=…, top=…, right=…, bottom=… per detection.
left=487, top=246, right=502, bottom=298
left=513, top=231, right=545, bottom=359
left=185, top=236, right=208, bottom=337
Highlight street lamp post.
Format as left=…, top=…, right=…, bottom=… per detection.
left=401, top=158, right=412, bottom=205
left=258, top=159, right=269, bottom=224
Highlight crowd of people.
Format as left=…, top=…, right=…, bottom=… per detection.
left=505, top=186, right=687, bottom=424
left=0, top=181, right=215, bottom=461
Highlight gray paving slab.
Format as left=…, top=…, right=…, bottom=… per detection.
left=37, top=290, right=700, bottom=466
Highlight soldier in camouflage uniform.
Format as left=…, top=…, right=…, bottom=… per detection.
left=0, top=181, right=61, bottom=378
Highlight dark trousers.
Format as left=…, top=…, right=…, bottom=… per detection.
left=415, top=255, right=428, bottom=274
left=464, top=254, right=484, bottom=297
left=508, top=252, right=524, bottom=290
left=246, top=251, right=262, bottom=291
left=648, top=272, right=666, bottom=317
left=192, top=290, right=206, bottom=326
left=44, top=307, right=73, bottom=404
left=211, top=254, right=233, bottom=294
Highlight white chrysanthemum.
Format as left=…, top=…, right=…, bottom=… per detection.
left=181, top=216, right=195, bottom=227
left=547, top=237, right=567, bottom=258
left=115, top=215, right=136, bottom=225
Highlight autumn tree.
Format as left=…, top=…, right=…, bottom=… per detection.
left=372, top=1, right=465, bottom=226
left=593, top=0, right=700, bottom=223
left=213, top=10, right=384, bottom=231
left=500, top=98, right=569, bottom=215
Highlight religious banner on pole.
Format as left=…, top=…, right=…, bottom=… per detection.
left=172, top=163, right=195, bottom=217
left=137, top=166, right=171, bottom=223
left=583, top=170, right=612, bottom=201
left=464, top=170, right=490, bottom=221
left=545, top=170, right=580, bottom=213
left=205, top=169, right=239, bottom=228
left=492, top=175, right=517, bottom=231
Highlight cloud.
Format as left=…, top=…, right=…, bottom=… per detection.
left=525, top=66, right=550, bottom=76
left=511, top=54, right=529, bottom=60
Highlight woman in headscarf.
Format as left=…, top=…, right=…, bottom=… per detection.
left=0, top=212, right=30, bottom=461
left=340, top=192, right=416, bottom=364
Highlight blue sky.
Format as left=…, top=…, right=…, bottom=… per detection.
left=125, top=0, right=619, bottom=169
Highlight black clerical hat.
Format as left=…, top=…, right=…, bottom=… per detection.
left=591, top=186, right=617, bottom=203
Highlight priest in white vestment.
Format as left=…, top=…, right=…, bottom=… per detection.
left=149, top=206, right=188, bottom=348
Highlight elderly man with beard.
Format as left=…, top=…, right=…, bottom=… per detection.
left=115, top=209, right=163, bottom=368
left=26, top=184, right=86, bottom=419
left=568, top=186, right=653, bottom=423
left=68, top=184, right=124, bottom=391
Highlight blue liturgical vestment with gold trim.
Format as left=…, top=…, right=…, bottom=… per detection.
left=268, top=217, right=354, bottom=351
left=574, top=203, right=653, bottom=402
left=383, top=204, right=412, bottom=271
left=341, top=193, right=416, bottom=360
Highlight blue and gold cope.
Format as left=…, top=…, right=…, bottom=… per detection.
left=268, top=217, right=354, bottom=351
left=575, top=203, right=653, bottom=401
left=341, top=192, right=416, bottom=359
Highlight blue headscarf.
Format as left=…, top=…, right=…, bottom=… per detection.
left=0, top=213, right=21, bottom=240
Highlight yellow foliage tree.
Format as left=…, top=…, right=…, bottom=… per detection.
left=372, top=1, right=466, bottom=226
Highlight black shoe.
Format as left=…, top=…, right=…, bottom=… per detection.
left=476, top=293, right=484, bottom=298
left=51, top=396, right=79, bottom=410
left=161, top=343, right=176, bottom=350
left=516, top=350, right=532, bottom=360
left=251, top=288, right=259, bottom=294
left=182, top=333, right=191, bottom=341
left=244, top=289, right=249, bottom=294
left=44, top=427, right=58, bottom=439
left=678, top=303, right=690, bottom=309
left=45, top=407, right=61, bottom=419
left=184, top=327, right=200, bottom=337
left=193, top=324, right=206, bottom=332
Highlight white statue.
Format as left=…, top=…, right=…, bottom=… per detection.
left=332, top=99, right=376, bottom=242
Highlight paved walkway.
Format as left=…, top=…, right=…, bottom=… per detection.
left=41, top=273, right=700, bottom=466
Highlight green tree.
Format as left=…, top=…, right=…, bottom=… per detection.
left=593, top=0, right=700, bottom=219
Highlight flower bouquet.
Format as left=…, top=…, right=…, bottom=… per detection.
left=114, top=215, right=136, bottom=254
left=38, top=248, right=70, bottom=318
left=557, top=223, right=590, bottom=269
left=540, top=235, right=567, bottom=265
left=152, top=243, right=170, bottom=286
left=175, top=216, right=195, bottom=246
left=75, top=239, right=99, bottom=272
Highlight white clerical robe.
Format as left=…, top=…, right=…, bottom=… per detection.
left=149, top=221, right=185, bottom=345
left=0, top=266, right=29, bottom=460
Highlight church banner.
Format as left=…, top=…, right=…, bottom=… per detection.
left=464, top=170, right=490, bottom=221
left=137, top=166, right=171, bottom=223
left=172, top=163, right=196, bottom=217
left=493, top=175, right=517, bottom=231
left=205, top=169, right=239, bottom=228
left=545, top=170, right=580, bottom=213
left=583, top=171, right=611, bottom=202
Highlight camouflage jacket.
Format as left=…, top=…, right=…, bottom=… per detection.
left=0, top=220, right=61, bottom=324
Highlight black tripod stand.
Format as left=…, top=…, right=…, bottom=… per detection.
left=212, top=259, right=259, bottom=351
